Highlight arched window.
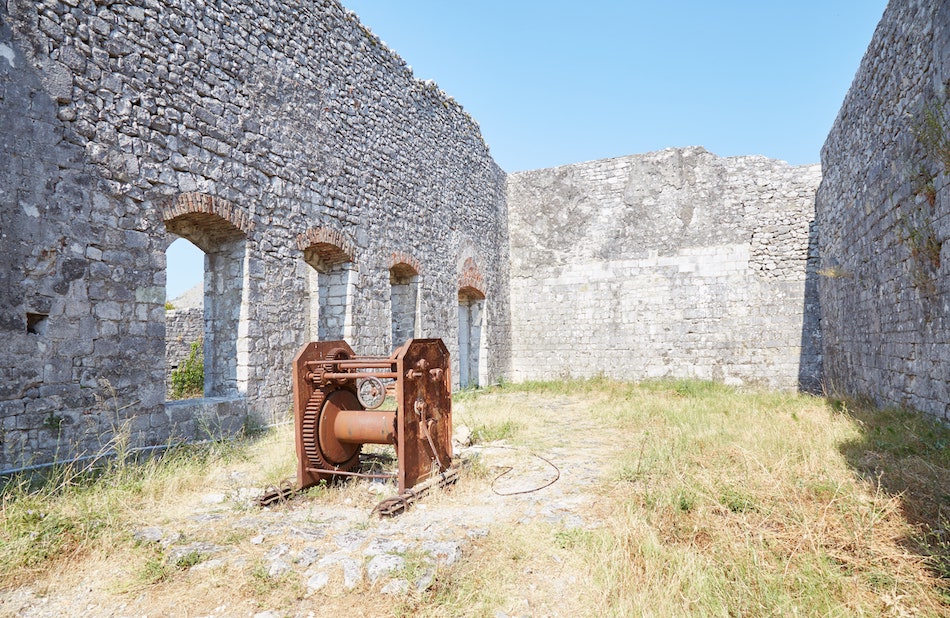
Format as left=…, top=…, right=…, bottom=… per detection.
left=389, top=257, right=420, bottom=351
left=458, top=286, right=486, bottom=389
left=162, top=193, right=251, bottom=399
left=298, top=229, right=356, bottom=343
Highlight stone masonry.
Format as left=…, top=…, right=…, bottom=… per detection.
left=507, top=147, right=822, bottom=391
left=4, top=0, right=947, bottom=471
left=817, top=0, right=950, bottom=421
left=0, top=0, right=508, bottom=470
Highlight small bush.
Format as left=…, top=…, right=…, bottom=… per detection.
left=169, top=339, right=204, bottom=400
left=469, top=420, right=521, bottom=444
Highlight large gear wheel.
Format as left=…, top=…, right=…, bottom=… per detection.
left=300, top=348, right=362, bottom=475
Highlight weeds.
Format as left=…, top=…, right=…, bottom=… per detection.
left=393, top=548, right=435, bottom=585
left=246, top=558, right=304, bottom=607
left=835, top=397, right=950, bottom=593
left=900, top=94, right=947, bottom=299
left=41, top=412, right=65, bottom=432
left=912, top=95, right=950, bottom=171
left=3, top=379, right=947, bottom=616
left=818, top=265, right=852, bottom=279
left=718, top=487, right=758, bottom=514
left=169, top=338, right=204, bottom=400
left=0, top=430, right=268, bottom=587
left=468, top=419, right=521, bottom=444
left=137, top=553, right=170, bottom=585
left=174, top=549, right=207, bottom=570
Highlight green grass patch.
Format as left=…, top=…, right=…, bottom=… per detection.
left=137, top=553, right=171, bottom=586
left=469, top=419, right=522, bottom=444
left=0, top=433, right=264, bottom=585
left=168, top=338, right=204, bottom=400
left=443, top=378, right=950, bottom=617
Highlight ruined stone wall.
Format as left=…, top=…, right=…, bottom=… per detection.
left=165, top=307, right=202, bottom=391
left=0, top=0, right=508, bottom=470
left=817, top=0, right=950, bottom=420
left=507, top=147, right=822, bottom=391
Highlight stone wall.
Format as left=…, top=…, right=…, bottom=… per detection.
left=11, top=0, right=937, bottom=471
left=0, top=0, right=508, bottom=470
left=817, top=0, right=950, bottom=420
left=507, top=147, right=822, bottom=391
left=165, top=307, right=202, bottom=393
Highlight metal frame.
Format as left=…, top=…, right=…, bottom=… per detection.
left=292, top=339, right=453, bottom=493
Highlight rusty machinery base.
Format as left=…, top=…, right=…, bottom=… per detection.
left=259, top=338, right=456, bottom=514
left=257, top=466, right=461, bottom=515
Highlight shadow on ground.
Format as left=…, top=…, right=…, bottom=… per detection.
left=834, top=398, right=950, bottom=588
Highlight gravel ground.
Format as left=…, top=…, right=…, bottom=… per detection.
left=1, top=397, right=613, bottom=617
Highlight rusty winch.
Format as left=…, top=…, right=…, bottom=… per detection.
left=289, top=338, right=455, bottom=511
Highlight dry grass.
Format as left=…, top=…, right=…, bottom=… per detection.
left=0, top=425, right=294, bottom=585
left=1, top=379, right=948, bottom=617
left=414, top=379, right=950, bottom=617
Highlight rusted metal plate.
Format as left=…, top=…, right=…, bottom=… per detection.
left=372, top=466, right=461, bottom=517
left=395, top=339, right=453, bottom=493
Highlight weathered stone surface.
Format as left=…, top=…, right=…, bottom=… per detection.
left=366, top=553, right=405, bottom=583
left=507, top=147, right=822, bottom=391
left=818, top=0, right=950, bottom=421
left=6, top=0, right=942, bottom=473
left=0, top=0, right=508, bottom=470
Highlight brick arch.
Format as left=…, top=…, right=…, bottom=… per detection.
left=389, top=251, right=421, bottom=351
left=458, top=257, right=486, bottom=299
left=389, top=251, right=422, bottom=278
left=161, top=192, right=253, bottom=247
left=160, top=192, right=251, bottom=399
left=297, top=226, right=356, bottom=267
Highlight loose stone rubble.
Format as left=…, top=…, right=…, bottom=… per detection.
left=1, top=409, right=605, bottom=616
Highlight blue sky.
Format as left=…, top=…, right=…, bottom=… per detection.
left=342, top=0, right=887, bottom=171
left=166, top=1, right=887, bottom=299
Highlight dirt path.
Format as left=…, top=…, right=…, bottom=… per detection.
left=1, top=393, right=618, bottom=618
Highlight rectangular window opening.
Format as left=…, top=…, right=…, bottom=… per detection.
left=26, top=312, right=49, bottom=335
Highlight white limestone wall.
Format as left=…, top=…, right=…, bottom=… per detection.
left=507, top=147, right=822, bottom=391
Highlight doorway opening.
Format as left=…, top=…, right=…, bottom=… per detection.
left=458, top=287, right=486, bottom=389
left=390, top=263, right=420, bottom=351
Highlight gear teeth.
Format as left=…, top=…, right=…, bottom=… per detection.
left=300, top=349, right=360, bottom=474
left=325, top=347, right=349, bottom=385
left=301, top=387, right=326, bottom=467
